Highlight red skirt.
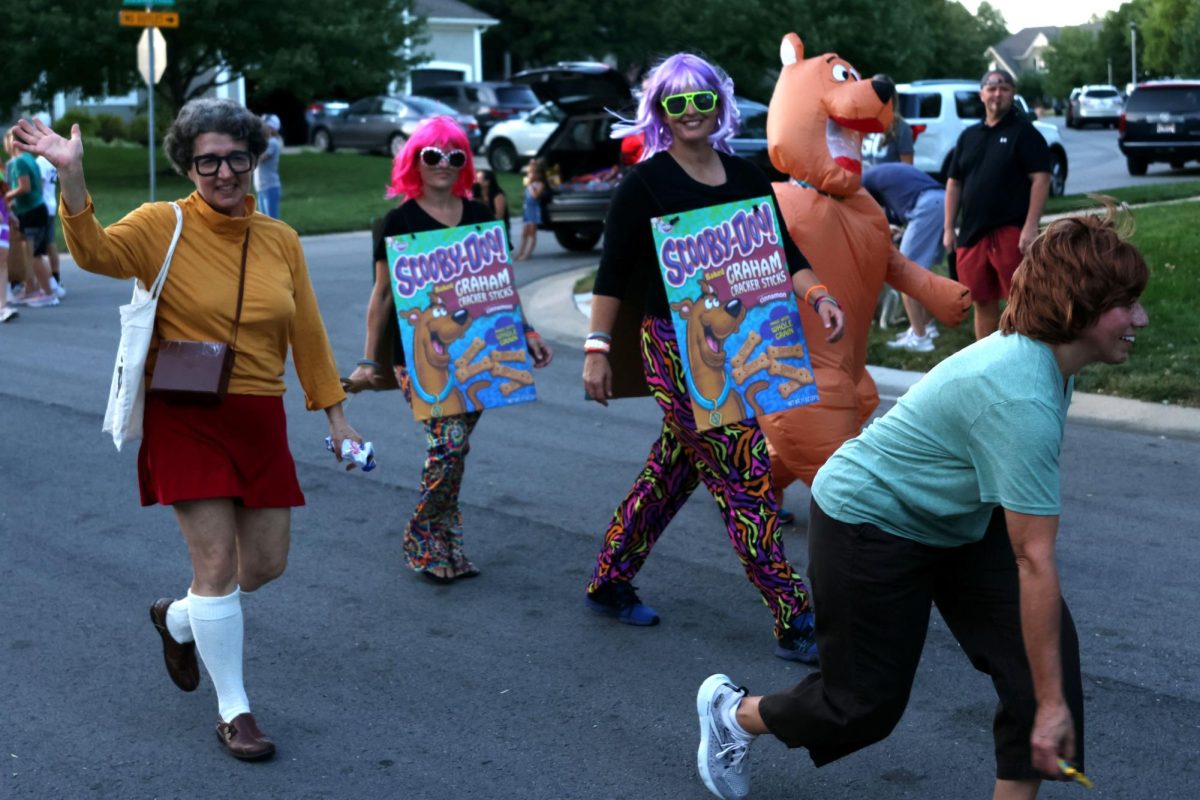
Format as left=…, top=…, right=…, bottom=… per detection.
left=138, top=394, right=306, bottom=508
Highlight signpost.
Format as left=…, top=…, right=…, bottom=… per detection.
left=120, top=1, right=178, bottom=201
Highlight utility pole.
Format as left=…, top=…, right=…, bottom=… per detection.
left=1130, top=21, right=1138, bottom=87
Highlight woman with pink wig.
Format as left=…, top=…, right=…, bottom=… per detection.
left=580, top=53, right=845, bottom=661
left=346, top=117, right=553, bottom=583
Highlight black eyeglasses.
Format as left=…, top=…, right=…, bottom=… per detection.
left=192, top=151, right=256, bottom=176
left=419, top=146, right=467, bottom=169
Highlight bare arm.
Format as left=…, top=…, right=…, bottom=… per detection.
left=582, top=294, right=621, bottom=406
left=942, top=177, right=961, bottom=252
left=1020, top=172, right=1051, bottom=253
left=790, top=269, right=846, bottom=343
left=899, top=153, right=914, bottom=165
left=344, top=258, right=396, bottom=392
left=1005, top=508, right=1074, bottom=777
left=4, top=174, right=31, bottom=202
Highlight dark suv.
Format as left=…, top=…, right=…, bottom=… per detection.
left=1118, top=81, right=1200, bottom=175
left=415, top=81, right=540, bottom=139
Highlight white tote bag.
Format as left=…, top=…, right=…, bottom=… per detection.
left=103, top=202, right=184, bottom=451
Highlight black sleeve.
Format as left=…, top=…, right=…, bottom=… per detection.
left=593, top=168, right=656, bottom=300
left=771, top=187, right=812, bottom=276
left=1017, top=123, right=1052, bottom=175
left=947, top=129, right=970, bottom=182
left=373, top=207, right=408, bottom=264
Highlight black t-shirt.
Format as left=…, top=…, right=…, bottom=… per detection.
left=948, top=108, right=1052, bottom=248
left=373, top=198, right=496, bottom=365
left=593, top=151, right=812, bottom=320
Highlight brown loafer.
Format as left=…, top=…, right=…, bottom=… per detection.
left=149, top=598, right=199, bottom=692
left=216, top=713, right=276, bottom=760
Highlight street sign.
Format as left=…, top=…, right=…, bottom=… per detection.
left=119, top=9, right=179, bottom=28
left=137, top=28, right=167, bottom=85
left=123, top=0, right=175, bottom=6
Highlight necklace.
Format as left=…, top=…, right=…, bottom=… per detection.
left=408, top=355, right=455, bottom=417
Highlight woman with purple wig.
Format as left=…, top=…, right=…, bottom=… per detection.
left=346, top=117, right=553, bottom=583
left=581, top=53, right=846, bottom=661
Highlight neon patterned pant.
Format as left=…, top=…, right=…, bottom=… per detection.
left=587, top=317, right=811, bottom=640
left=396, top=366, right=482, bottom=574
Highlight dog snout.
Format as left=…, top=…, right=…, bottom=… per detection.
left=871, top=78, right=894, bottom=104
left=724, top=298, right=743, bottom=317
left=452, top=309, right=470, bottom=326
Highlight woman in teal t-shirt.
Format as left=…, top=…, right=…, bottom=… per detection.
left=694, top=207, right=1150, bottom=800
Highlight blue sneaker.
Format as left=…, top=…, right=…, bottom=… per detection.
left=696, top=673, right=753, bottom=800
left=774, top=612, right=819, bottom=664
left=585, top=582, right=660, bottom=626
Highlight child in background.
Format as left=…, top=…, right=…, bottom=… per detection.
left=515, top=158, right=545, bottom=261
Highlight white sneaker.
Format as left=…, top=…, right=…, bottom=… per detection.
left=697, top=674, right=754, bottom=800
left=0, top=307, right=18, bottom=323
left=24, top=291, right=59, bottom=308
left=903, top=331, right=935, bottom=352
left=886, top=328, right=916, bottom=349
left=927, top=320, right=939, bottom=339
left=50, top=277, right=67, bottom=299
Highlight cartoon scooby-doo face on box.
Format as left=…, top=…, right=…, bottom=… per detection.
left=767, top=32, right=894, bottom=196
left=671, top=279, right=747, bottom=426
left=400, top=293, right=471, bottom=416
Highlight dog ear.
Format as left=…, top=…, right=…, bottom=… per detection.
left=407, top=309, right=422, bottom=325
left=671, top=300, right=693, bottom=318
left=780, top=33, right=804, bottom=66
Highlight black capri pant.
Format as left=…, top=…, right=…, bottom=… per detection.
left=758, top=502, right=1084, bottom=781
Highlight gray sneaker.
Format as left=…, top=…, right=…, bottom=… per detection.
left=696, top=674, right=753, bottom=800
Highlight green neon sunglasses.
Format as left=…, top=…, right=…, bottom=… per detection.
left=660, top=90, right=718, bottom=117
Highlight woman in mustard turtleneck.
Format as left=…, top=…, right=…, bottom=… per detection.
left=13, top=100, right=360, bottom=761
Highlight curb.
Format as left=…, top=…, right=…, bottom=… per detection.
left=523, top=266, right=1200, bottom=441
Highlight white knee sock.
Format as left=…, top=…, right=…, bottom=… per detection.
left=187, top=588, right=251, bottom=723
left=165, top=596, right=193, bottom=643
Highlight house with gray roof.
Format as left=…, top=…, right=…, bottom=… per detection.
left=986, top=24, right=1103, bottom=78
left=405, top=0, right=500, bottom=91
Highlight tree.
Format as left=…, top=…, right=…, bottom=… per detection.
left=1097, top=1, right=1147, bottom=88
left=1141, top=0, right=1200, bottom=78
left=1043, top=27, right=1103, bottom=99
left=911, top=0, right=1008, bottom=81
left=1, top=0, right=426, bottom=117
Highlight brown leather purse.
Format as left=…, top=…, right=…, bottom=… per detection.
left=149, top=230, right=250, bottom=402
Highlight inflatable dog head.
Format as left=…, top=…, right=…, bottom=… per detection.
left=767, top=33, right=895, bottom=197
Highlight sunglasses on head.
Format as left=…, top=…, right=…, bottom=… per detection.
left=419, top=146, right=467, bottom=169
left=192, top=151, right=255, bottom=176
left=660, top=90, right=718, bottom=117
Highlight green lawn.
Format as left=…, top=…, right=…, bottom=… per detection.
left=1045, top=179, right=1200, bottom=214
left=70, top=143, right=526, bottom=237
left=871, top=201, right=1199, bottom=406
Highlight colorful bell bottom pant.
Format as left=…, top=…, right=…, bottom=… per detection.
left=396, top=366, right=482, bottom=574
left=587, top=317, right=812, bottom=640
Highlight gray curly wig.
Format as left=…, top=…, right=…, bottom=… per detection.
left=163, top=98, right=269, bottom=175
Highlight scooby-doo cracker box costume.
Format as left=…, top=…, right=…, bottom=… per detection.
left=758, top=33, right=972, bottom=489
left=386, top=221, right=536, bottom=420
left=653, top=197, right=818, bottom=430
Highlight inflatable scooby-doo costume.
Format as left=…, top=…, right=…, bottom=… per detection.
left=759, top=33, right=972, bottom=489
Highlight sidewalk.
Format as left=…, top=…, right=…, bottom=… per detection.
left=524, top=265, right=1200, bottom=441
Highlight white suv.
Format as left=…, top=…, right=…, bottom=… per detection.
left=892, top=79, right=1069, bottom=196
left=1070, top=84, right=1122, bottom=128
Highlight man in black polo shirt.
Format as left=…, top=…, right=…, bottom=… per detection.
left=943, top=70, right=1051, bottom=339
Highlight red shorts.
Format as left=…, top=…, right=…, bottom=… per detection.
left=138, top=394, right=305, bottom=508
left=956, top=226, right=1022, bottom=303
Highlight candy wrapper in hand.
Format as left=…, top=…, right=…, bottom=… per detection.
left=325, top=436, right=377, bottom=472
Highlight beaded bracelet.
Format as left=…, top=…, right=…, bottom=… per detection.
left=814, top=295, right=841, bottom=313
left=587, top=331, right=613, bottom=343
left=584, top=338, right=611, bottom=355
left=803, top=283, right=829, bottom=306
left=526, top=330, right=541, bottom=340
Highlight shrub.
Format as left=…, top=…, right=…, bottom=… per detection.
left=94, top=114, right=127, bottom=143
left=127, top=112, right=172, bottom=146
left=57, top=109, right=98, bottom=140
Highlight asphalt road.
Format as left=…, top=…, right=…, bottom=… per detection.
left=1043, top=116, right=1200, bottom=194
left=2, top=227, right=1198, bottom=799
